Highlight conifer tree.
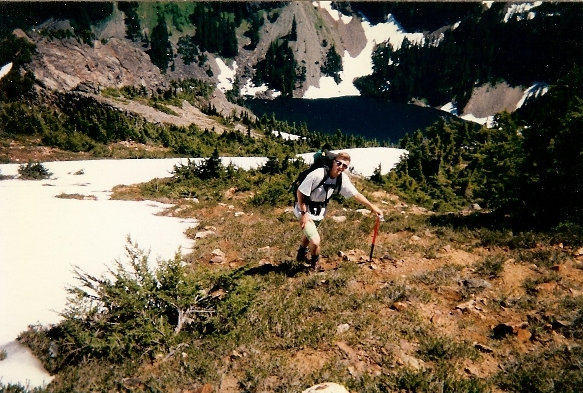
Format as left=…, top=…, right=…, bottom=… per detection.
left=148, top=15, right=172, bottom=73
left=118, top=2, right=142, bottom=42
left=290, top=16, right=297, bottom=41
left=321, top=45, right=342, bottom=83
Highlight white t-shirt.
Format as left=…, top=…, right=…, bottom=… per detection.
left=294, top=168, right=358, bottom=221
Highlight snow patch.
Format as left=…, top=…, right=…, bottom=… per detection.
left=272, top=130, right=303, bottom=141
left=304, top=11, right=423, bottom=99
left=240, top=77, right=282, bottom=98
left=0, top=341, right=53, bottom=387
left=441, top=102, right=459, bottom=116
left=516, top=82, right=549, bottom=109
left=241, top=79, right=268, bottom=96
left=0, top=62, right=12, bottom=80
left=461, top=113, right=495, bottom=128
left=215, top=58, right=237, bottom=92
left=503, top=2, right=542, bottom=23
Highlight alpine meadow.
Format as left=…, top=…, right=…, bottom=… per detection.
left=0, top=2, right=582, bottom=393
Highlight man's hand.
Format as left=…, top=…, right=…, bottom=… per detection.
left=372, top=205, right=384, bottom=220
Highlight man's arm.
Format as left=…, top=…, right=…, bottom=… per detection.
left=296, top=189, right=310, bottom=228
left=353, top=192, right=383, bottom=218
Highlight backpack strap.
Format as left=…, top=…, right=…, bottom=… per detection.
left=305, top=167, right=342, bottom=215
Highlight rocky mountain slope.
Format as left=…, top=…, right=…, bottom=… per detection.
left=6, top=1, right=529, bottom=130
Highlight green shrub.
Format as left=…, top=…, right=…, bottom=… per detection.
left=475, top=254, right=506, bottom=278
left=522, top=273, right=560, bottom=296
left=248, top=176, right=290, bottom=206
left=27, top=241, right=221, bottom=367
left=413, top=264, right=462, bottom=286
left=378, top=363, right=490, bottom=393
left=17, top=162, right=52, bottom=179
left=516, top=248, right=568, bottom=268
left=495, top=346, right=583, bottom=393
left=418, top=335, right=478, bottom=362
left=0, top=383, right=46, bottom=393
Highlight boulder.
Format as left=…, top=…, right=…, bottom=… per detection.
left=210, top=249, right=226, bottom=264
left=301, top=383, right=349, bottom=393
left=195, top=230, right=216, bottom=239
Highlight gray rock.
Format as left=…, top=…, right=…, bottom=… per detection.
left=301, top=382, right=349, bottom=393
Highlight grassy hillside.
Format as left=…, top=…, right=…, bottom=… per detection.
left=3, top=148, right=581, bottom=393
left=0, top=4, right=581, bottom=389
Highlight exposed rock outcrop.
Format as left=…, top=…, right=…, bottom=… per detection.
left=463, top=82, right=525, bottom=118
left=32, top=35, right=167, bottom=92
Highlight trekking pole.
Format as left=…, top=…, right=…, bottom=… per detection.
left=369, top=215, right=381, bottom=261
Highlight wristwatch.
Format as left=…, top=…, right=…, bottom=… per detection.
left=300, top=210, right=307, bottom=215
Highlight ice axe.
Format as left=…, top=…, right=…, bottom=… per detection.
left=369, top=215, right=382, bottom=261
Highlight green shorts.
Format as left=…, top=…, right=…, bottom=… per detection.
left=303, top=220, right=321, bottom=241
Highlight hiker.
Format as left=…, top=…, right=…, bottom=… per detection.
left=294, top=151, right=383, bottom=269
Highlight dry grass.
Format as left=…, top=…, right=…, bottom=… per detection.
left=12, top=177, right=583, bottom=393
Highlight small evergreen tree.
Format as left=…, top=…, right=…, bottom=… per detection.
left=39, top=242, right=220, bottom=365
left=118, top=2, right=142, bottom=42
left=290, top=16, right=297, bottom=41
left=148, top=15, right=173, bottom=72
left=254, top=39, right=299, bottom=96
left=196, top=147, right=224, bottom=180
left=18, top=162, right=52, bottom=180
left=321, top=45, right=342, bottom=84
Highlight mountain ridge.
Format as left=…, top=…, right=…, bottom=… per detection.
left=1, top=1, right=556, bottom=127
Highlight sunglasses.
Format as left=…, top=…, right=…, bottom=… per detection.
left=335, top=160, right=349, bottom=169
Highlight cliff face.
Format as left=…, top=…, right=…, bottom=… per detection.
left=231, top=1, right=367, bottom=97
left=11, top=2, right=528, bottom=122
left=32, top=36, right=167, bottom=92
left=19, top=3, right=364, bottom=97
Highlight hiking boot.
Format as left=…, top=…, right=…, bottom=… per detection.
left=296, top=245, right=309, bottom=262
left=310, top=254, right=321, bottom=271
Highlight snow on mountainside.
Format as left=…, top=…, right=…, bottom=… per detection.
left=217, top=1, right=548, bottom=124
left=301, top=2, right=424, bottom=99
left=503, top=1, right=542, bottom=23
left=6, top=1, right=552, bottom=128
left=0, top=62, right=11, bottom=80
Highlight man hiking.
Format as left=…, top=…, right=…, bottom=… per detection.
left=294, top=151, right=383, bottom=270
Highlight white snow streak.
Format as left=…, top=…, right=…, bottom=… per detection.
left=0, top=62, right=12, bottom=80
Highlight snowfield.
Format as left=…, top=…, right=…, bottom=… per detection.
left=0, top=148, right=405, bottom=387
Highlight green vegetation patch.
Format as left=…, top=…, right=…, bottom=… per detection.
left=18, top=161, right=52, bottom=180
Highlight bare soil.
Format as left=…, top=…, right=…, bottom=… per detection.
left=163, top=188, right=583, bottom=389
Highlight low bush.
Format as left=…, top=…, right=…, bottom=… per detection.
left=516, top=248, right=569, bottom=268
left=17, top=162, right=52, bottom=180
left=365, top=363, right=490, bottom=393
left=475, top=254, right=506, bottom=278
left=20, top=241, right=227, bottom=370
left=495, top=346, right=583, bottom=393
left=418, top=335, right=479, bottom=362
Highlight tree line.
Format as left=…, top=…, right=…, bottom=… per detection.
left=375, top=67, right=582, bottom=229
left=355, top=2, right=583, bottom=110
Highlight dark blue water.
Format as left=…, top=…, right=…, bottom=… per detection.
left=244, top=96, right=454, bottom=143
